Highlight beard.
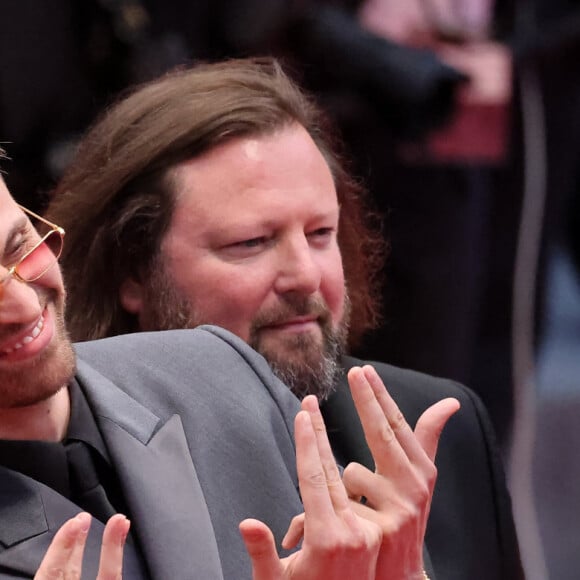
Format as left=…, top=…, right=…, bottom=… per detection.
left=141, top=270, right=349, bottom=400
left=247, top=293, right=349, bottom=401
left=0, top=287, right=76, bottom=408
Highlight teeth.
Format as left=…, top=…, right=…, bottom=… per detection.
left=1, top=314, right=45, bottom=355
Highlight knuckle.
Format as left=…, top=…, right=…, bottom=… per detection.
left=406, top=500, right=422, bottom=521
left=411, top=477, right=431, bottom=507
left=391, top=409, right=408, bottom=433
left=326, top=535, right=363, bottom=557
left=425, top=463, right=438, bottom=486
left=342, top=513, right=379, bottom=552
left=307, top=469, right=328, bottom=487
left=387, top=507, right=419, bottom=536
left=378, top=424, right=395, bottom=446
left=325, top=466, right=342, bottom=486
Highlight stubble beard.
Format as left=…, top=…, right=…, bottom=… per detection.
left=0, top=289, right=76, bottom=408
left=142, top=270, right=349, bottom=400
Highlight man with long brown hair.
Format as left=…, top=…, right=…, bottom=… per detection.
left=0, top=157, right=460, bottom=579
left=48, top=58, right=523, bottom=579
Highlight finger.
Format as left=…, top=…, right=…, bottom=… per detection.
left=414, top=398, right=460, bottom=461
left=294, top=410, right=336, bottom=521
left=342, top=462, right=388, bottom=513
left=68, top=518, right=91, bottom=577
left=301, top=395, right=350, bottom=510
left=361, top=365, right=430, bottom=464
left=35, top=512, right=91, bottom=580
left=239, top=519, right=284, bottom=580
left=97, top=514, right=130, bottom=580
left=347, top=366, right=410, bottom=474
left=281, top=513, right=305, bottom=550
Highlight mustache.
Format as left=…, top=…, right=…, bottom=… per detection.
left=252, top=295, right=331, bottom=329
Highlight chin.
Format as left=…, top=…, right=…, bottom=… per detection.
left=0, top=327, right=75, bottom=409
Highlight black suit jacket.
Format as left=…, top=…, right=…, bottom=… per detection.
left=321, top=356, right=524, bottom=580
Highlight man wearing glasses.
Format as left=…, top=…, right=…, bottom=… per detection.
left=0, top=206, right=64, bottom=290
left=0, top=171, right=459, bottom=578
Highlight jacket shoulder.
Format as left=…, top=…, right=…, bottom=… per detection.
left=342, top=355, right=482, bottom=412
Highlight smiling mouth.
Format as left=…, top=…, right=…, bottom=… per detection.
left=0, top=315, right=45, bottom=355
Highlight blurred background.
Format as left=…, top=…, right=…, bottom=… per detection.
left=1, top=1, right=580, bottom=577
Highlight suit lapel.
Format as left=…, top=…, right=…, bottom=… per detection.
left=0, top=466, right=46, bottom=548
left=76, top=360, right=224, bottom=580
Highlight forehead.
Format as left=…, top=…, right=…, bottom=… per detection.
left=170, top=124, right=338, bottom=222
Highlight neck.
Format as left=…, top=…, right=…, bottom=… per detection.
left=0, top=387, right=70, bottom=442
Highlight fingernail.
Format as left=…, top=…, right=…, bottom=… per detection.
left=120, top=518, right=131, bottom=546
left=76, top=512, right=91, bottom=533
left=301, top=395, right=318, bottom=412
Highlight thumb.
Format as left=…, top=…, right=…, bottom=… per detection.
left=415, top=398, right=460, bottom=461
left=239, top=518, right=283, bottom=580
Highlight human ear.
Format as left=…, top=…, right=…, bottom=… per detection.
left=119, top=278, right=145, bottom=315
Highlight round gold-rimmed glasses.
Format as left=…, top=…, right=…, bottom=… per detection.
left=0, top=205, right=65, bottom=287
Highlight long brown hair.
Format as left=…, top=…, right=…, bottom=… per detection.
left=47, top=58, right=384, bottom=347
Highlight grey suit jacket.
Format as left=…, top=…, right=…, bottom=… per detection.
left=0, top=326, right=303, bottom=580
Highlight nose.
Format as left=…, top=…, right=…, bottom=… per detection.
left=0, top=275, right=44, bottom=324
left=274, top=235, right=322, bottom=296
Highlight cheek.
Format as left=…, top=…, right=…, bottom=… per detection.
left=176, top=264, right=273, bottom=340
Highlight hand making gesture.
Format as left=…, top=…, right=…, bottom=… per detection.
left=343, top=365, right=460, bottom=579
left=240, top=405, right=383, bottom=579
left=243, top=365, right=459, bottom=580
left=34, top=513, right=129, bottom=580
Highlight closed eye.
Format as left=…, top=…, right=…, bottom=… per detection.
left=307, top=227, right=335, bottom=246
left=233, top=237, right=268, bottom=248
left=308, top=227, right=334, bottom=238
left=218, top=235, right=272, bottom=260
left=3, top=228, right=33, bottom=268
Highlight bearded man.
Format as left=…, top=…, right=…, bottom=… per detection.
left=47, top=58, right=523, bottom=580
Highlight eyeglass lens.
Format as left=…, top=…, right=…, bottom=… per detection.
left=15, top=230, right=63, bottom=282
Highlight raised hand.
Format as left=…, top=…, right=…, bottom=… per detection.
left=35, top=513, right=130, bottom=580
left=239, top=407, right=382, bottom=580
left=342, top=365, right=460, bottom=579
